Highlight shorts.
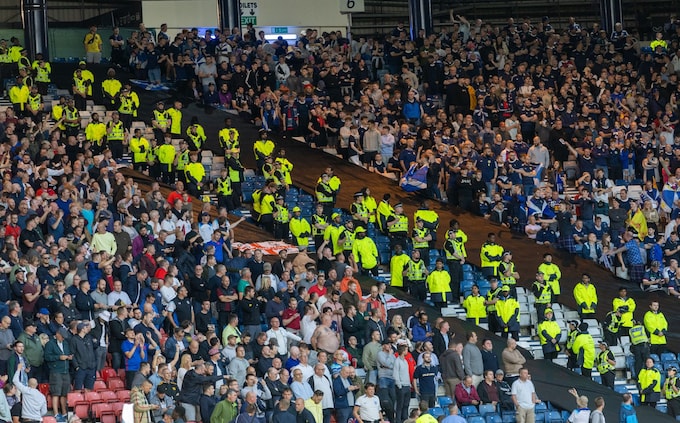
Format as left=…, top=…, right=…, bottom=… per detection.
left=49, top=372, right=71, bottom=396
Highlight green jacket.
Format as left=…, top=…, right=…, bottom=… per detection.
left=44, top=338, right=71, bottom=373
left=17, top=333, right=44, bottom=367
left=210, top=399, right=239, bottom=423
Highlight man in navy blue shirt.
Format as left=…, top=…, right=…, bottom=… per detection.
left=414, top=351, right=440, bottom=407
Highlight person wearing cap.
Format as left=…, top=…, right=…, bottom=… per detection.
left=375, top=193, right=395, bottom=235
left=8, top=75, right=28, bottom=118
left=484, top=278, right=502, bottom=334
left=537, top=252, right=562, bottom=302
left=315, top=173, right=336, bottom=218
left=480, top=233, right=504, bottom=278
left=273, top=195, right=291, bottom=241
left=184, top=151, right=207, bottom=197
left=151, top=101, right=172, bottom=143
left=643, top=300, right=668, bottom=356
left=350, top=192, right=369, bottom=230
left=638, top=356, right=662, bottom=407
left=595, top=341, right=616, bottom=389
left=412, top=218, right=433, bottom=267
left=536, top=308, right=561, bottom=362
left=496, top=285, right=520, bottom=341
left=572, top=322, right=595, bottom=377
left=612, top=286, right=636, bottom=331
left=462, top=284, right=487, bottom=326
left=601, top=307, right=622, bottom=348
left=573, top=273, right=598, bottom=319
left=387, top=203, right=409, bottom=250
left=531, top=271, right=552, bottom=323
left=663, top=366, right=680, bottom=417
left=129, top=127, right=151, bottom=172
left=31, top=52, right=51, bottom=95
left=150, top=383, right=175, bottom=423
left=290, top=207, right=312, bottom=248
left=44, top=327, right=72, bottom=420
left=353, top=226, right=379, bottom=277
left=322, top=212, right=345, bottom=256
left=106, top=111, right=128, bottom=159
left=443, top=225, right=465, bottom=301
left=118, top=84, right=139, bottom=129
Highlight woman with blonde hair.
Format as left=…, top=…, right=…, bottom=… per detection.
left=177, top=354, right=193, bottom=391
left=390, top=314, right=412, bottom=347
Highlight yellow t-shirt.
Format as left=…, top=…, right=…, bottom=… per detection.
left=84, top=33, right=102, bottom=53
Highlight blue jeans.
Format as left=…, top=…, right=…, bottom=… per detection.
left=147, top=67, right=161, bottom=83
left=366, top=369, right=378, bottom=385
left=378, top=377, right=396, bottom=421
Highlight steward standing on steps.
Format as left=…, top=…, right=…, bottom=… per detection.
left=174, top=140, right=190, bottom=184
left=480, top=233, right=504, bottom=278
left=638, top=357, right=661, bottom=407
left=157, top=134, right=177, bottom=185
left=485, top=278, right=502, bottom=334
left=565, top=320, right=579, bottom=371
left=101, top=68, right=121, bottom=111
left=443, top=228, right=465, bottom=302
left=414, top=200, right=439, bottom=249
left=427, top=258, right=451, bottom=309
left=258, top=182, right=277, bottom=234
left=85, top=112, right=107, bottom=155
left=572, top=273, right=597, bottom=319
left=389, top=244, right=410, bottom=290
left=572, top=322, right=595, bottom=378
left=186, top=117, right=207, bottom=151
left=253, top=129, right=275, bottom=173
left=167, top=100, right=183, bottom=139
left=662, top=366, right=680, bottom=418
left=129, top=128, right=150, bottom=173
left=613, top=287, right=636, bottom=332
left=316, top=173, right=336, bottom=218
left=496, top=285, right=520, bottom=341
left=273, top=196, right=290, bottom=241
left=184, top=151, right=207, bottom=198
left=312, top=203, right=329, bottom=249
left=8, top=76, right=28, bottom=118
left=497, top=251, right=518, bottom=299
left=64, top=97, right=81, bottom=138
left=32, top=53, right=51, bottom=95
left=118, top=84, right=139, bottom=129
left=151, top=101, right=171, bottom=143
left=629, top=320, right=650, bottom=378
left=462, top=284, right=487, bottom=325
left=537, top=308, right=560, bottom=362
left=411, top=218, right=432, bottom=266
left=595, top=341, right=616, bottom=389
left=531, top=271, right=552, bottom=323
left=353, top=227, right=379, bottom=277
left=643, top=300, right=668, bottom=356
left=404, top=250, right=428, bottom=301
left=219, top=118, right=240, bottom=158
left=215, top=168, right=234, bottom=212
left=350, top=192, right=369, bottom=230
left=106, top=111, right=127, bottom=159
left=387, top=203, right=409, bottom=250
left=289, top=207, right=311, bottom=248
left=602, top=307, right=623, bottom=347
left=538, top=253, right=562, bottom=302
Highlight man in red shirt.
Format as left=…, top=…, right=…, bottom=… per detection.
left=167, top=181, right=191, bottom=206
left=5, top=213, right=20, bottom=245
left=308, top=272, right=327, bottom=298
left=281, top=297, right=302, bottom=334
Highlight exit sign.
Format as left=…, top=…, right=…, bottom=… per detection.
left=273, top=27, right=288, bottom=34
left=241, top=16, right=257, bottom=25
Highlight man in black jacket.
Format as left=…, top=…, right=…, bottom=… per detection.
left=69, top=322, right=96, bottom=391
left=432, top=320, right=453, bottom=357
left=108, top=307, right=129, bottom=371
left=177, top=362, right=228, bottom=421
left=294, top=398, right=315, bottom=423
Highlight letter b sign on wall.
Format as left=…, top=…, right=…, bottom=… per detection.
left=339, top=0, right=364, bottom=13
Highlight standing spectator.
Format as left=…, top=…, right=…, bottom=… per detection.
left=353, top=383, right=382, bottom=423
left=123, top=329, right=147, bottom=389
left=502, top=338, right=526, bottom=385
left=334, top=366, right=360, bottom=423
left=70, top=322, right=96, bottom=391
left=414, top=351, right=440, bottom=407
left=480, top=338, right=500, bottom=373
left=590, top=397, right=606, bottom=423
left=131, top=380, right=159, bottom=423
left=44, top=328, right=71, bottom=420
left=463, top=331, right=484, bottom=386
left=440, top=342, right=465, bottom=398
left=12, top=363, right=47, bottom=423
left=432, top=320, right=453, bottom=357
left=83, top=25, right=103, bottom=64
left=511, top=368, right=542, bottom=423
left=376, top=341, right=396, bottom=421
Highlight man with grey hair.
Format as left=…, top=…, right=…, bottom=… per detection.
left=13, top=362, right=47, bottom=421
left=309, top=363, right=334, bottom=423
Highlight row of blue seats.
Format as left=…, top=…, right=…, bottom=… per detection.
left=433, top=399, right=564, bottom=423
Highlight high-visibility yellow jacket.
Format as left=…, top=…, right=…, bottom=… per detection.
left=463, top=294, right=487, bottom=323
left=129, top=136, right=150, bottom=163
left=353, top=236, right=378, bottom=270
left=290, top=217, right=311, bottom=247
left=8, top=84, right=29, bottom=109
left=612, top=297, right=636, bottom=327
left=573, top=333, right=595, bottom=369
left=157, top=144, right=177, bottom=171
left=537, top=319, right=561, bottom=353
left=538, top=262, right=562, bottom=295
left=644, top=311, right=668, bottom=346
left=573, top=282, right=597, bottom=314
left=390, top=252, right=410, bottom=288
left=638, top=367, right=661, bottom=402
left=85, top=122, right=106, bottom=144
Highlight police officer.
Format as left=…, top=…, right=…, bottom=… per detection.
left=350, top=192, right=369, bottom=230
left=258, top=181, right=277, bottom=234
left=289, top=207, right=311, bottom=248
left=228, top=150, right=245, bottom=209
left=101, top=68, right=121, bottom=111
left=426, top=258, right=451, bottom=309
left=311, top=203, right=329, bottom=250
left=32, top=53, right=51, bottom=95
left=480, top=233, right=504, bottom=277
left=538, top=252, right=562, bottom=302
left=573, top=273, right=597, bottom=319
left=412, top=218, right=432, bottom=266
left=443, top=229, right=465, bottom=303
left=174, top=140, right=190, bottom=184
left=339, top=219, right=356, bottom=261
left=629, top=319, right=651, bottom=378
left=184, top=151, right=206, bottom=197
left=152, top=101, right=171, bottom=142
left=387, top=203, right=409, bottom=250
left=496, top=285, right=520, bottom=341
left=663, top=366, right=680, bottom=418
left=638, top=357, right=661, bottom=407
left=64, top=96, right=81, bottom=137
left=462, top=284, right=487, bottom=325
left=253, top=129, right=275, bottom=173
left=603, top=308, right=623, bottom=347
left=215, top=168, right=234, bottom=212
left=404, top=250, right=428, bottom=301
left=573, top=322, right=595, bottom=377
left=219, top=118, right=240, bottom=158
left=129, top=128, right=150, bottom=172
left=25, top=84, right=43, bottom=122
left=185, top=117, right=206, bottom=151
left=531, top=271, right=552, bottom=323
left=316, top=173, right=336, bottom=217
left=484, top=278, right=501, bottom=334
left=498, top=251, right=519, bottom=298
left=106, top=111, right=127, bottom=159
left=414, top=200, right=439, bottom=249
left=595, top=341, right=616, bottom=389
left=273, top=196, right=290, bottom=241
left=118, top=84, right=139, bottom=129
left=644, top=300, right=668, bottom=356
left=537, top=308, right=561, bottom=362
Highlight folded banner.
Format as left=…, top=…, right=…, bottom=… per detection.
left=362, top=293, right=412, bottom=310
left=232, top=241, right=299, bottom=256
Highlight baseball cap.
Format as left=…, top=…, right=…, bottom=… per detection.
left=501, top=285, right=510, bottom=292
left=78, top=60, right=86, bottom=65
left=331, top=212, right=340, bottom=220
left=544, top=308, right=553, bottom=315
left=76, top=322, right=88, bottom=332
left=292, top=206, right=301, bottom=212
left=598, top=341, right=608, bottom=347
left=355, top=227, right=366, bottom=233
left=38, top=308, right=50, bottom=316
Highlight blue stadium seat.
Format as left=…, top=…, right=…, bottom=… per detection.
left=561, top=411, right=571, bottom=422
left=534, top=403, right=548, bottom=413
left=662, top=352, right=677, bottom=362
left=461, top=405, right=480, bottom=418
left=546, top=411, right=562, bottom=423
left=486, top=415, right=502, bottom=423
left=650, top=354, right=660, bottom=362
left=501, top=414, right=516, bottom=423
left=615, top=179, right=627, bottom=186
left=468, top=417, right=485, bottom=423
left=479, top=404, right=496, bottom=416
left=464, top=272, right=475, bottom=281
left=379, top=251, right=391, bottom=265
left=657, top=404, right=668, bottom=414
left=614, top=385, right=628, bottom=394
left=664, top=361, right=679, bottom=370
left=592, top=375, right=602, bottom=384
left=462, top=264, right=473, bottom=272
left=438, top=396, right=453, bottom=408
left=428, top=408, right=446, bottom=418
left=461, top=280, right=475, bottom=292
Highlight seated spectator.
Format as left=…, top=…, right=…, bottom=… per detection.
left=454, top=375, right=481, bottom=407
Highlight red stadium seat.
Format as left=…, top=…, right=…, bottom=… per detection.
left=100, top=391, right=118, bottom=403
left=85, top=391, right=103, bottom=406
left=117, top=369, right=126, bottom=380
left=43, top=417, right=57, bottom=423
left=92, top=403, right=114, bottom=418
left=93, top=380, right=108, bottom=392
left=67, top=392, right=85, bottom=409
left=101, top=414, right=116, bottom=423
left=116, top=390, right=131, bottom=403
left=101, top=368, right=117, bottom=383
left=112, top=402, right=125, bottom=418
left=107, top=379, right=125, bottom=391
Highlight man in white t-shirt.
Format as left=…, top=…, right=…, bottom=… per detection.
left=353, top=383, right=383, bottom=423
left=511, top=368, right=542, bottom=423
